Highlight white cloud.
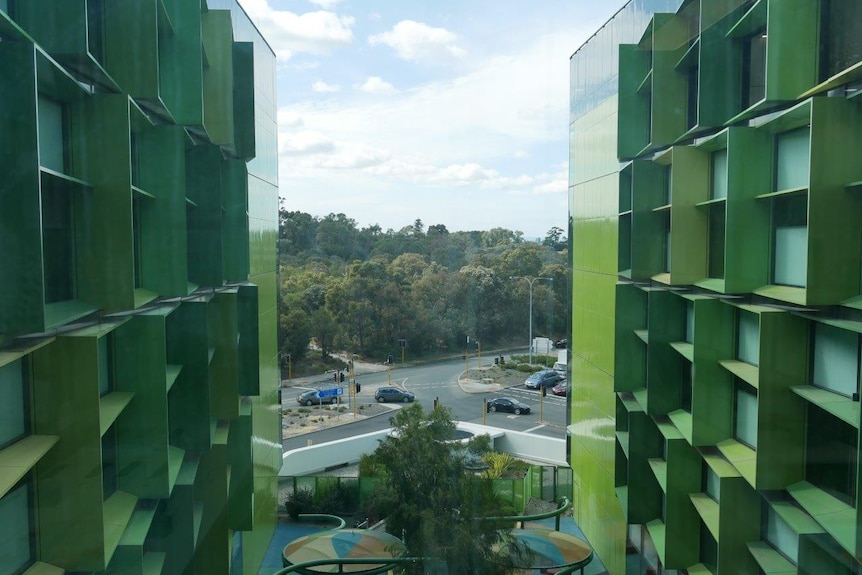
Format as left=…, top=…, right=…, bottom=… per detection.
left=313, top=145, right=391, bottom=169
left=368, top=20, right=465, bottom=62
left=279, top=131, right=335, bottom=155
left=533, top=179, right=567, bottom=195
left=277, top=109, right=304, bottom=127
left=312, top=80, right=340, bottom=93
left=237, top=0, right=353, bottom=59
left=309, top=0, right=340, bottom=9
left=358, top=76, right=397, bottom=94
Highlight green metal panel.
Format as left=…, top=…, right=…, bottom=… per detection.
left=627, top=412, right=663, bottom=524
left=209, top=292, right=240, bottom=420
left=717, top=477, right=761, bottom=575
left=806, top=97, right=862, bottom=305
left=186, top=145, right=224, bottom=287
left=618, top=44, right=652, bottom=160
left=238, top=284, right=260, bottom=396
left=194, top=446, right=229, bottom=575
left=764, top=0, right=818, bottom=102
left=103, top=0, right=159, bottom=101
left=614, top=284, right=647, bottom=393
left=691, top=298, right=734, bottom=446
left=0, top=41, right=44, bottom=334
left=756, top=312, right=807, bottom=490
left=114, top=313, right=173, bottom=498
left=161, top=0, right=204, bottom=126
left=32, top=335, right=107, bottom=571
left=697, top=1, right=744, bottom=127
left=647, top=289, right=686, bottom=417
left=221, top=159, right=250, bottom=282
left=232, top=41, right=256, bottom=160
left=73, top=94, right=136, bottom=312
left=650, top=13, right=689, bottom=148
left=228, top=407, right=253, bottom=530
left=139, top=125, right=190, bottom=296
left=724, top=128, right=771, bottom=293
left=166, top=300, right=213, bottom=452
left=201, top=10, right=234, bottom=147
left=15, top=1, right=86, bottom=58
left=668, top=146, right=709, bottom=284
left=664, top=439, right=700, bottom=568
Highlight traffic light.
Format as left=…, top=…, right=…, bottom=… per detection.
left=333, top=372, right=338, bottom=382
left=387, top=355, right=394, bottom=364
left=541, top=386, right=547, bottom=397
left=494, top=357, right=499, bottom=365
left=340, top=372, right=345, bottom=383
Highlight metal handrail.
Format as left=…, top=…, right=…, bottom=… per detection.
left=478, top=496, right=571, bottom=531
left=274, top=556, right=429, bottom=575
left=297, top=513, right=347, bottom=529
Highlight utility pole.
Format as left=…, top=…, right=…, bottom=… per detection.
left=510, top=276, right=553, bottom=364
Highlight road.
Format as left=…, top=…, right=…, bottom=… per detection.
left=283, top=354, right=569, bottom=453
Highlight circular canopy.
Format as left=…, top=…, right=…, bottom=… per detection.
left=283, top=528, right=406, bottom=574
left=495, top=528, right=592, bottom=570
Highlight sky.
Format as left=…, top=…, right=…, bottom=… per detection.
left=238, top=0, right=626, bottom=240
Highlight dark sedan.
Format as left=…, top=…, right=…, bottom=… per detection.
left=374, top=387, right=415, bottom=403
left=486, top=397, right=531, bottom=415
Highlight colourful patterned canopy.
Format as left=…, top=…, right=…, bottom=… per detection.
left=283, top=528, right=407, bottom=574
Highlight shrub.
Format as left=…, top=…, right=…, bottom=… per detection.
left=284, top=487, right=315, bottom=520
left=482, top=452, right=520, bottom=479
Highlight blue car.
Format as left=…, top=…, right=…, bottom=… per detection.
left=524, top=370, right=561, bottom=389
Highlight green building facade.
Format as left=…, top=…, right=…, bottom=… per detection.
left=569, top=1, right=862, bottom=573
left=0, top=1, right=280, bottom=574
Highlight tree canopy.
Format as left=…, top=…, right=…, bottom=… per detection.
left=278, top=209, right=569, bottom=363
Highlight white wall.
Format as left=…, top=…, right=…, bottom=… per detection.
left=279, top=422, right=566, bottom=476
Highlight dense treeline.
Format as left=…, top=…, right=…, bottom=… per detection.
left=278, top=204, right=569, bottom=365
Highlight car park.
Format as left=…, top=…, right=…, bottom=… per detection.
left=486, top=397, right=531, bottom=415
left=297, top=389, right=339, bottom=406
left=552, top=381, right=567, bottom=396
left=524, top=370, right=561, bottom=389
left=374, top=387, right=415, bottom=403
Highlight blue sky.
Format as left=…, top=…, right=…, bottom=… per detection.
left=239, top=0, right=625, bottom=239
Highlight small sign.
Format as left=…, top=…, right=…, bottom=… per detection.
left=317, top=387, right=343, bottom=398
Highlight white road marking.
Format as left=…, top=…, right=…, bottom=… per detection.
left=524, top=424, right=547, bottom=433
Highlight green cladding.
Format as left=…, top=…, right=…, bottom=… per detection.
left=0, top=1, right=279, bottom=575
left=572, top=0, right=862, bottom=573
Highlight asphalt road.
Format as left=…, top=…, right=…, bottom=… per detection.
left=283, top=354, right=569, bottom=453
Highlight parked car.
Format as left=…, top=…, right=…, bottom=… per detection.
left=555, top=338, right=568, bottom=348
left=524, top=370, right=561, bottom=389
left=552, top=361, right=567, bottom=380
left=374, top=387, right=415, bottom=403
left=486, top=397, right=531, bottom=415
left=552, top=381, right=568, bottom=396
left=297, top=389, right=339, bottom=406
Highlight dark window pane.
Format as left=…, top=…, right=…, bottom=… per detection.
left=0, top=483, right=34, bottom=574
left=102, top=425, right=118, bottom=499
left=806, top=404, right=857, bottom=505
left=742, top=29, right=767, bottom=108
left=708, top=203, right=726, bottom=279
left=41, top=186, right=75, bottom=303
left=820, top=0, right=862, bottom=81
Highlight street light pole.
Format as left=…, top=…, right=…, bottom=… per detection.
left=510, top=276, right=553, bottom=364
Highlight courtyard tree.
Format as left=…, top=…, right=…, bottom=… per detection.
left=370, top=404, right=520, bottom=574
